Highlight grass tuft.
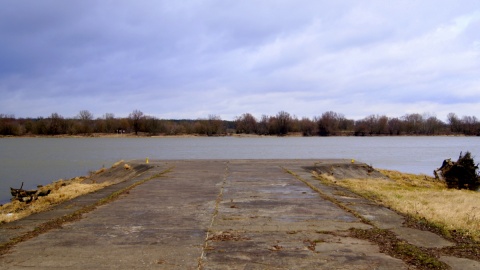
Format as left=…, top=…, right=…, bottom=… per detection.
left=111, top=160, right=124, bottom=168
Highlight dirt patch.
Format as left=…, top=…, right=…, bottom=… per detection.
left=304, top=161, right=388, bottom=180
left=349, top=228, right=449, bottom=270
left=208, top=231, right=250, bottom=242
left=404, top=216, right=480, bottom=262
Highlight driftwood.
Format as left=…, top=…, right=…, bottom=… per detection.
left=10, top=182, right=51, bottom=203
left=434, top=159, right=453, bottom=181
left=434, top=152, right=480, bottom=190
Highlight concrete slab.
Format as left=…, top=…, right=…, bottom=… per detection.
left=203, top=231, right=407, bottom=269
left=392, top=227, right=454, bottom=248
left=440, top=256, right=480, bottom=270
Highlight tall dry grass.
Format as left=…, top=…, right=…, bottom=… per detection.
left=0, top=162, right=124, bottom=224
left=329, top=169, right=480, bottom=240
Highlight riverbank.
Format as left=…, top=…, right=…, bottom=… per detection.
left=0, top=131, right=472, bottom=139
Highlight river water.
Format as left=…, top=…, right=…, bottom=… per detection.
left=1, top=136, right=479, bottom=203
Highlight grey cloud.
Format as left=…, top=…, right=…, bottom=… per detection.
left=0, top=0, right=479, bottom=120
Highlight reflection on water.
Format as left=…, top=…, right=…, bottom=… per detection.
left=1, top=136, right=479, bottom=203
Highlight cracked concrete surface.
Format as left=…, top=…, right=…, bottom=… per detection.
left=0, top=160, right=477, bottom=269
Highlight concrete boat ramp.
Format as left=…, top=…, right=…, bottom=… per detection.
left=0, top=160, right=478, bottom=269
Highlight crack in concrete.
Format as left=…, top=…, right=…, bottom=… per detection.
left=198, top=161, right=229, bottom=269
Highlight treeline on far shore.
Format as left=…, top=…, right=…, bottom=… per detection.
left=1, top=110, right=479, bottom=137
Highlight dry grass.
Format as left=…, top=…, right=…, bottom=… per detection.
left=91, top=167, right=106, bottom=175
left=1, top=175, right=113, bottom=224
left=112, top=160, right=124, bottom=168
left=329, top=169, right=480, bottom=240
left=0, top=160, right=131, bottom=224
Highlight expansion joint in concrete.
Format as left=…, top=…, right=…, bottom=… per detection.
left=198, top=161, right=229, bottom=269
left=283, top=167, right=373, bottom=227
left=283, top=167, right=457, bottom=269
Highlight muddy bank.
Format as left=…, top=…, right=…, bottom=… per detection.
left=304, top=159, right=388, bottom=180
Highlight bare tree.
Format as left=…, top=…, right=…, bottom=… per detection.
left=447, top=113, right=461, bottom=133
left=275, top=111, right=291, bottom=135
left=78, top=110, right=93, bottom=121
left=372, top=115, right=389, bottom=135
left=299, top=117, right=315, bottom=136
left=0, top=114, right=20, bottom=135
left=388, top=117, right=403, bottom=135
left=145, top=116, right=162, bottom=135
left=257, top=115, right=269, bottom=135
left=462, top=115, right=480, bottom=135
left=207, top=114, right=224, bottom=136
left=402, top=113, right=423, bottom=134
left=129, top=110, right=144, bottom=135
left=235, top=113, right=257, bottom=134
left=48, top=113, right=65, bottom=135
left=77, top=110, right=94, bottom=134
left=103, top=113, right=117, bottom=133
left=316, top=111, right=342, bottom=136
left=424, top=115, right=444, bottom=135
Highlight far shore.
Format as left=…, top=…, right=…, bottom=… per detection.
left=0, top=132, right=307, bottom=138
left=0, top=132, right=470, bottom=139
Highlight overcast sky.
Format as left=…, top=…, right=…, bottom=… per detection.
left=1, top=1, right=479, bottom=121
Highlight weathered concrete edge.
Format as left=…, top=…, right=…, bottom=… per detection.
left=284, top=165, right=480, bottom=268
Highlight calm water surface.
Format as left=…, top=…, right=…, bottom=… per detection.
left=1, top=136, right=479, bottom=203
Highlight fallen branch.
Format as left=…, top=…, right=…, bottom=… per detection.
left=10, top=182, right=51, bottom=203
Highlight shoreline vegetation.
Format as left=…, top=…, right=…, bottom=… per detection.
left=0, top=132, right=473, bottom=139
left=1, top=110, right=480, bottom=137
